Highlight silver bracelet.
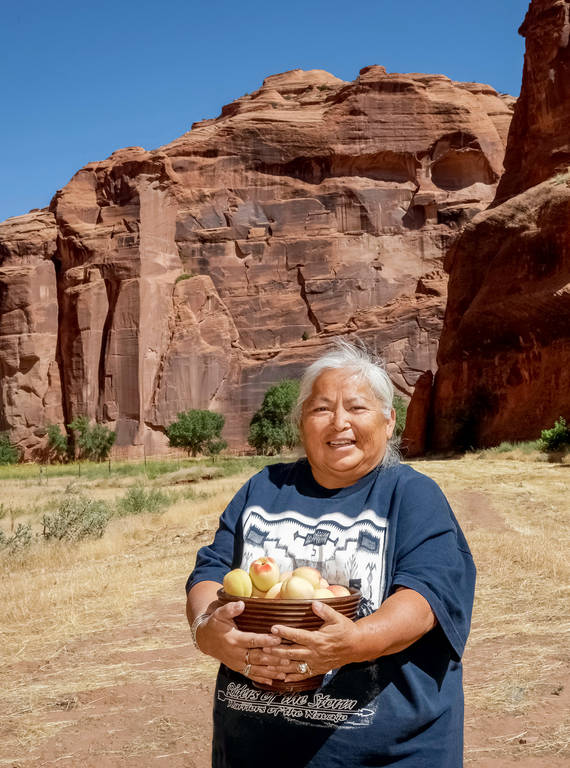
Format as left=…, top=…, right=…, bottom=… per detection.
left=191, top=613, right=210, bottom=651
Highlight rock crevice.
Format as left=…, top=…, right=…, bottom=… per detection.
left=0, top=65, right=514, bottom=456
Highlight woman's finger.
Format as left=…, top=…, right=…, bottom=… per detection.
left=211, top=599, right=245, bottom=622
left=310, top=600, right=346, bottom=622
left=249, top=649, right=292, bottom=666
left=261, top=642, right=311, bottom=660
left=239, top=629, right=282, bottom=648
left=270, top=623, right=316, bottom=645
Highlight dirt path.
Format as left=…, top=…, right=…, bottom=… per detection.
left=5, top=588, right=567, bottom=768
left=2, top=458, right=568, bottom=767
left=4, top=595, right=216, bottom=768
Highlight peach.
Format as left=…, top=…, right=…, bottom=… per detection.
left=292, top=566, right=321, bottom=589
left=319, top=577, right=329, bottom=588
left=328, top=584, right=351, bottom=597
left=265, top=581, right=283, bottom=599
left=223, top=568, right=253, bottom=597
left=281, top=575, right=315, bottom=599
left=313, top=588, right=335, bottom=599
left=251, top=585, right=268, bottom=598
left=249, top=556, right=281, bottom=591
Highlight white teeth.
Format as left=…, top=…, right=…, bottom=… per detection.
left=329, top=440, right=353, bottom=446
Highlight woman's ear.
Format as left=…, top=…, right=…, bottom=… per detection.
left=386, top=408, right=397, bottom=438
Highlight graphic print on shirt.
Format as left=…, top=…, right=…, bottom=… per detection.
left=216, top=681, right=376, bottom=729
left=241, top=505, right=389, bottom=613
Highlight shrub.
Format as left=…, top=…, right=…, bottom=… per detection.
left=248, top=380, right=300, bottom=455
left=166, top=410, right=227, bottom=457
left=393, top=395, right=407, bottom=438
left=485, top=440, right=541, bottom=454
left=68, top=417, right=116, bottom=462
left=42, top=495, right=111, bottom=541
left=206, top=438, right=227, bottom=458
left=0, top=523, right=33, bottom=554
left=0, top=433, right=18, bottom=464
left=116, top=485, right=171, bottom=517
left=46, top=423, right=69, bottom=462
left=552, top=171, right=570, bottom=186
left=175, top=272, right=193, bottom=283
left=538, top=417, right=570, bottom=453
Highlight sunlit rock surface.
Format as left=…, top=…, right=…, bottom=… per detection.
left=0, top=66, right=513, bottom=456
left=423, top=0, right=570, bottom=451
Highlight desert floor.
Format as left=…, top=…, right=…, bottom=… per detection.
left=1, top=453, right=568, bottom=767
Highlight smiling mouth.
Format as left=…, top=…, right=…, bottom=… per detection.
left=327, top=439, right=355, bottom=447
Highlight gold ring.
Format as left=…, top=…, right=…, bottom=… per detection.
left=243, top=663, right=252, bottom=677
left=297, top=662, right=309, bottom=675
left=245, top=649, right=250, bottom=665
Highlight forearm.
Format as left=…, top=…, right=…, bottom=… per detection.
left=186, top=580, right=223, bottom=626
left=186, top=580, right=282, bottom=685
left=351, top=588, right=437, bottom=663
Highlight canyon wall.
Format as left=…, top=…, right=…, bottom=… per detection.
left=0, top=66, right=514, bottom=457
left=420, top=0, right=570, bottom=451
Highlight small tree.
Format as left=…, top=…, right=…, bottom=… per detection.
left=539, top=417, right=570, bottom=453
left=166, top=410, right=227, bottom=457
left=0, top=433, right=18, bottom=464
left=68, top=417, right=116, bottom=462
left=393, top=395, right=408, bottom=438
left=82, top=423, right=116, bottom=462
left=248, top=380, right=300, bottom=455
left=46, top=424, right=69, bottom=462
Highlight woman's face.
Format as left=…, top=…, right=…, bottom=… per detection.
left=301, top=368, right=396, bottom=489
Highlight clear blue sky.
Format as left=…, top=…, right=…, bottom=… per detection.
left=0, top=0, right=530, bottom=223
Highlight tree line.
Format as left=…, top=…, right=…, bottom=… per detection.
left=2, top=378, right=568, bottom=464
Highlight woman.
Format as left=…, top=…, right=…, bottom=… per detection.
left=186, top=340, right=476, bottom=767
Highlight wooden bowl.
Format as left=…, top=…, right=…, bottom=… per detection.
left=217, top=587, right=361, bottom=692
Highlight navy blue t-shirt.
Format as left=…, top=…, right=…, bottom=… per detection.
left=187, top=460, right=476, bottom=768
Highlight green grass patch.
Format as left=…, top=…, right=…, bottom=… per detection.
left=0, top=455, right=280, bottom=483
left=484, top=440, right=541, bottom=454
left=116, top=485, right=172, bottom=517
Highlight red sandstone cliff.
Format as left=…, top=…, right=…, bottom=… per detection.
left=415, top=0, right=570, bottom=452
left=495, top=0, right=570, bottom=202
left=0, top=66, right=513, bottom=457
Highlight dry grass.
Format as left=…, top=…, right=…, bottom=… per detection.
left=0, top=471, right=254, bottom=660
left=1, top=454, right=568, bottom=765
left=416, top=457, right=570, bottom=719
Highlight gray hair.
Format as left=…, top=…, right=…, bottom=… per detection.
left=292, top=338, right=400, bottom=466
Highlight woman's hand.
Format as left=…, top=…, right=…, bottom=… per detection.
left=196, top=600, right=286, bottom=686
left=260, top=588, right=437, bottom=683
left=260, top=601, right=361, bottom=682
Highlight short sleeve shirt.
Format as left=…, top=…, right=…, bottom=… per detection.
left=187, top=460, right=476, bottom=768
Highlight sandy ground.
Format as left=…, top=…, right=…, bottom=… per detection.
left=1, top=457, right=568, bottom=767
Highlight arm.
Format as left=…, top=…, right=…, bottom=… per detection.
left=255, top=587, right=436, bottom=681
left=185, top=474, right=285, bottom=685
left=186, top=580, right=283, bottom=686
left=259, top=475, right=474, bottom=681
left=349, top=586, right=437, bottom=660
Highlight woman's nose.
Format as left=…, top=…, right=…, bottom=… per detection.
left=331, top=407, right=350, bottom=430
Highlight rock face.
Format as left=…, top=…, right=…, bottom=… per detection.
left=424, top=0, right=570, bottom=451
left=495, top=0, right=570, bottom=202
left=0, top=66, right=513, bottom=457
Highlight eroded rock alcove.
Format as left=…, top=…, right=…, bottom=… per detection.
left=0, top=65, right=514, bottom=456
